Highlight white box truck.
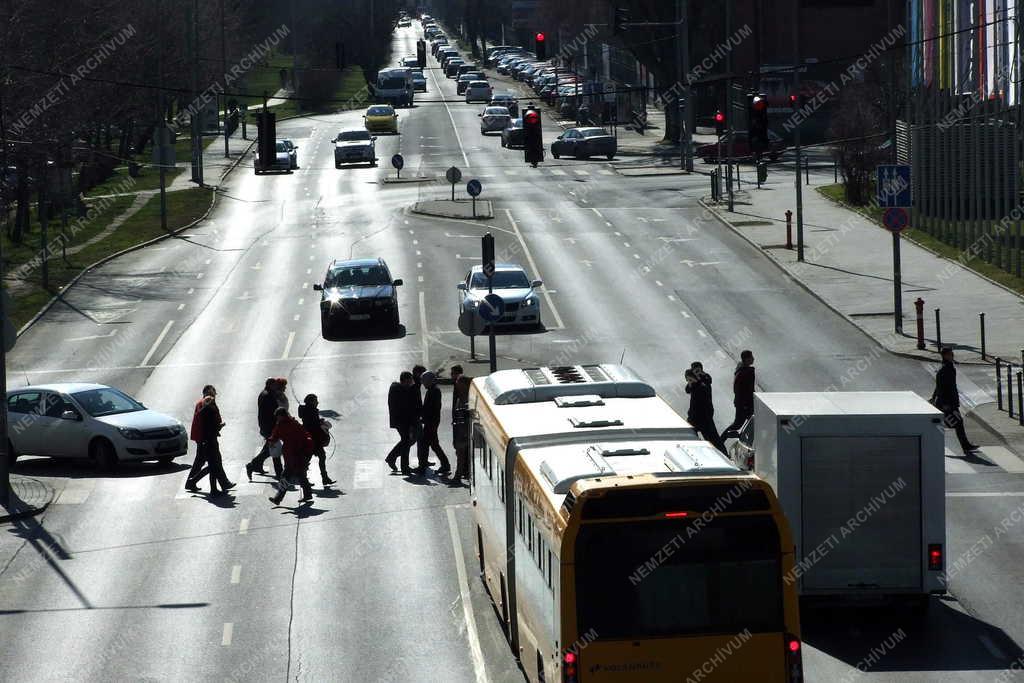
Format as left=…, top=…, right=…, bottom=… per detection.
left=731, top=391, right=946, bottom=608
left=374, top=68, right=415, bottom=107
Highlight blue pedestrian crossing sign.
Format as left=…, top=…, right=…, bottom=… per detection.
left=876, top=164, right=911, bottom=208
left=479, top=294, right=506, bottom=322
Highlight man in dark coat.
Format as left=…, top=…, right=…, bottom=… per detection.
left=192, top=392, right=234, bottom=495
left=247, top=378, right=285, bottom=480
left=299, top=393, right=334, bottom=486
left=723, top=350, right=755, bottom=439
left=415, top=372, right=451, bottom=476
left=185, top=384, right=215, bottom=492
left=685, top=363, right=727, bottom=454
left=267, top=407, right=314, bottom=505
left=385, top=372, right=416, bottom=474
left=932, top=348, right=979, bottom=454
left=452, top=374, right=472, bottom=481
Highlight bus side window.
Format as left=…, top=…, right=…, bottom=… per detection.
left=487, top=448, right=493, bottom=480
left=517, top=498, right=524, bottom=534
left=498, top=468, right=505, bottom=504
left=527, top=516, right=534, bottom=553
left=546, top=549, right=553, bottom=589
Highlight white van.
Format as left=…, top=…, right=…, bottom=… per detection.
left=375, top=68, right=414, bottom=107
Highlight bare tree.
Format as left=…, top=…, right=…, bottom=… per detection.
left=829, top=82, right=887, bottom=205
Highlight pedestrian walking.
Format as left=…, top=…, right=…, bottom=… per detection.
left=267, top=407, right=315, bottom=505
left=452, top=374, right=472, bottom=481
left=410, top=365, right=428, bottom=464
left=298, top=394, right=335, bottom=486
left=247, top=377, right=287, bottom=480
left=184, top=385, right=215, bottom=492
left=189, top=390, right=235, bottom=495
left=685, top=363, right=727, bottom=454
left=385, top=371, right=416, bottom=474
left=416, top=372, right=451, bottom=475
left=723, top=350, right=756, bottom=438
left=931, top=348, right=979, bottom=454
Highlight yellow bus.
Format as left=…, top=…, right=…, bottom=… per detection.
left=469, top=365, right=802, bottom=682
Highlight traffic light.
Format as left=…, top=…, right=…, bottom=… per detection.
left=789, top=93, right=805, bottom=109
left=714, top=110, right=725, bottom=137
left=535, top=32, right=547, bottom=61
left=523, top=107, right=544, bottom=166
left=257, top=111, right=276, bottom=166
left=416, top=40, right=426, bottom=68
left=614, top=7, right=630, bottom=35
left=748, top=92, right=769, bottom=154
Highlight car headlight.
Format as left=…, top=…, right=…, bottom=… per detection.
left=524, top=296, right=538, bottom=307
left=325, top=291, right=342, bottom=303
left=172, top=424, right=185, bottom=436
left=374, top=298, right=390, bottom=307
left=117, top=427, right=145, bottom=440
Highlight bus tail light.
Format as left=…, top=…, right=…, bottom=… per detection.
left=928, top=544, right=943, bottom=570
left=784, top=633, right=803, bottom=682
left=664, top=511, right=690, bottom=518
left=563, top=651, right=578, bottom=683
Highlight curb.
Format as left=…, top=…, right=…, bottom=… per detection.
left=382, top=176, right=434, bottom=184
left=411, top=200, right=494, bottom=220
left=699, top=198, right=994, bottom=367
left=0, top=477, right=55, bottom=524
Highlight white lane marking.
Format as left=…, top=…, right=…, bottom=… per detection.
left=281, top=331, right=296, bottom=360
left=298, top=298, right=304, bottom=306
left=67, top=330, right=118, bottom=342
left=139, top=320, right=175, bottom=367
left=222, top=622, right=234, bottom=646
left=309, top=254, right=315, bottom=260
left=591, top=208, right=604, bottom=218
left=605, top=222, right=613, bottom=227
left=944, top=456, right=977, bottom=474
left=177, top=303, right=185, bottom=311
left=446, top=506, right=488, bottom=683
left=979, top=446, right=1024, bottom=473
left=196, top=273, right=204, bottom=279
left=506, top=169, right=519, bottom=176
left=504, top=209, right=565, bottom=330
left=419, top=291, right=429, bottom=366
left=417, top=262, right=423, bottom=268
left=187, top=288, right=194, bottom=295
left=979, top=634, right=1005, bottom=660
left=667, top=295, right=677, bottom=302
left=416, top=250, right=422, bottom=256
left=306, top=268, right=312, bottom=275
left=302, top=282, right=309, bottom=289
left=632, top=254, right=640, bottom=259
left=655, top=280, right=663, bottom=287
left=293, top=314, right=300, bottom=321
left=697, top=329, right=707, bottom=338
left=946, top=491, right=1024, bottom=497
left=353, top=460, right=385, bottom=489
left=680, top=311, right=690, bottom=318
left=550, top=169, right=566, bottom=176
left=623, top=242, right=631, bottom=247
left=613, top=231, right=621, bottom=236
left=204, top=259, right=212, bottom=265
left=428, top=62, right=470, bottom=167
left=599, top=169, right=614, bottom=175
left=230, top=565, right=242, bottom=584
left=574, top=169, right=589, bottom=176
left=239, top=518, right=249, bottom=535
left=418, top=275, right=424, bottom=283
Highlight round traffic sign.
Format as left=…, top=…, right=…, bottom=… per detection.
left=466, top=179, right=482, bottom=197
left=458, top=309, right=486, bottom=336
left=446, top=166, right=462, bottom=184
left=391, top=154, right=404, bottom=170
left=478, top=293, right=506, bottom=322
left=883, top=207, right=908, bottom=233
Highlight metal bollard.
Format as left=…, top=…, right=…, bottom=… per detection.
left=785, top=210, right=793, bottom=250
left=735, top=162, right=741, bottom=190
left=1018, top=372, right=1024, bottom=426
left=997, top=357, right=1004, bottom=410
left=1009, top=364, right=1016, bottom=419
left=710, top=170, right=719, bottom=202
left=935, top=309, right=942, bottom=350
left=980, top=312, right=987, bottom=360
left=805, top=157, right=810, bottom=185
left=915, top=298, right=926, bottom=349
left=834, top=158, right=838, bottom=184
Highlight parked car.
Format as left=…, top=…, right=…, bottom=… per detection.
left=445, top=60, right=466, bottom=78
left=457, top=71, right=486, bottom=95
left=6, top=384, right=188, bottom=470
left=314, top=258, right=403, bottom=335
left=465, top=80, right=493, bottom=103
left=411, top=69, right=427, bottom=92
left=696, top=129, right=785, bottom=162
left=457, top=264, right=543, bottom=329
left=501, top=118, right=525, bottom=148
left=479, top=106, right=512, bottom=134
left=490, top=93, right=519, bottom=117
left=364, top=105, right=399, bottom=134
left=551, top=127, right=617, bottom=160
left=334, top=129, right=377, bottom=166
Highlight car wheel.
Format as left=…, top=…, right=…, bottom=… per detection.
left=335, top=162, right=341, bottom=169
left=158, top=455, right=175, bottom=466
left=606, top=154, right=614, bottom=160
left=391, top=311, right=401, bottom=332
left=552, top=151, right=560, bottom=159
left=92, top=439, right=118, bottom=472
left=321, top=314, right=333, bottom=338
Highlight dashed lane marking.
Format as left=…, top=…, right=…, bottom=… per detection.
left=138, top=320, right=175, bottom=368
left=281, top=331, right=296, bottom=360
left=222, top=622, right=234, bottom=646
left=979, top=446, right=1024, bottom=473
left=239, top=518, right=249, bottom=535
left=231, top=565, right=241, bottom=584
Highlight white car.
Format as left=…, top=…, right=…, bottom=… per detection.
left=465, top=81, right=493, bottom=103
left=457, top=264, right=543, bottom=329
left=255, top=139, right=294, bottom=174
left=334, top=130, right=377, bottom=166
left=280, top=139, right=299, bottom=169
left=7, top=383, right=188, bottom=470
left=479, top=106, right=511, bottom=134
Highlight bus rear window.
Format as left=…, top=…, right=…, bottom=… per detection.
left=581, top=483, right=770, bottom=520
left=575, top=516, right=784, bottom=639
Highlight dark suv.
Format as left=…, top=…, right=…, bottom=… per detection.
left=314, top=258, right=403, bottom=335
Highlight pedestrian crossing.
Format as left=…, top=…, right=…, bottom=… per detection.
left=944, top=446, right=1024, bottom=474
left=421, top=167, right=616, bottom=181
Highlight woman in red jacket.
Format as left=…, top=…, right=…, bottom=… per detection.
left=267, top=407, right=314, bottom=505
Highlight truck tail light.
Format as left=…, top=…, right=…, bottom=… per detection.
left=563, top=651, right=578, bottom=683
left=785, top=633, right=803, bottom=682
left=928, top=544, right=943, bottom=570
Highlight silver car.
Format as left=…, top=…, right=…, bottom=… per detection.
left=334, top=130, right=377, bottom=166
left=457, top=264, right=543, bottom=329
left=479, top=106, right=511, bottom=134
left=6, top=383, right=188, bottom=470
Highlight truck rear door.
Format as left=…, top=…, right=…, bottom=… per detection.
left=800, top=436, right=922, bottom=593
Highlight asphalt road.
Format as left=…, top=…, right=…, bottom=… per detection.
left=2, top=22, right=1024, bottom=682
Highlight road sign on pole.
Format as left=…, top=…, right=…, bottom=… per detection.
left=391, top=154, right=404, bottom=179
left=482, top=233, right=495, bottom=278
left=882, top=207, right=908, bottom=233
left=479, top=293, right=506, bottom=322
left=467, top=179, right=482, bottom=217
left=446, top=166, right=462, bottom=201
left=876, top=164, right=912, bottom=208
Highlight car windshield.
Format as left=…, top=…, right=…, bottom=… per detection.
left=484, top=107, right=509, bottom=116
left=380, top=77, right=407, bottom=89
left=470, top=81, right=489, bottom=88
left=339, top=131, right=371, bottom=141
left=72, top=388, right=145, bottom=417
left=275, top=141, right=288, bottom=152
left=581, top=129, right=608, bottom=137
left=508, top=119, right=523, bottom=129
left=327, top=265, right=392, bottom=287
left=367, top=106, right=393, bottom=116
left=470, top=270, right=530, bottom=289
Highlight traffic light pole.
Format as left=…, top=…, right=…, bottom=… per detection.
left=725, top=0, right=734, bottom=212
left=0, top=236, right=8, bottom=508
left=792, top=0, right=804, bottom=261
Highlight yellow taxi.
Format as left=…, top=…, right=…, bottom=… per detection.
left=364, top=105, right=399, bottom=134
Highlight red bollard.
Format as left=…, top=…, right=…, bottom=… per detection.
left=785, top=210, right=793, bottom=249
left=915, top=298, right=926, bottom=349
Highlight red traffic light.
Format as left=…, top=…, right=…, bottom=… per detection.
left=536, top=32, right=546, bottom=42
left=524, top=110, right=540, bottom=125
left=752, top=96, right=767, bottom=111
left=714, top=111, right=725, bottom=123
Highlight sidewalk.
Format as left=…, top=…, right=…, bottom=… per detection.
left=1, top=475, right=55, bottom=523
